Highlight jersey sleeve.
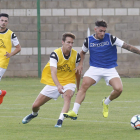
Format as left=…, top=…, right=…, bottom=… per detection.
left=50, top=52, right=58, bottom=68
left=76, top=53, right=81, bottom=63
left=11, top=32, right=19, bottom=46
left=82, top=37, right=89, bottom=52
left=110, top=35, right=124, bottom=47
left=76, top=53, right=81, bottom=67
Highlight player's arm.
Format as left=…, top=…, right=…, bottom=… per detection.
left=50, top=66, right=64, bottom=94
left=75, top=38, right=88, bottom=75
left=5, top=44, right=21, bottom=58
left=78, top=50, right=86, bottom=74
left=50, top=52, right=64, bottom=94
left=75, top=71, right=81, bottom=92
left=122, top=43, right=140, bottom=54
left=111, top=34, right=140, bottom=55
left=75, top=53, right=81, bottom=91
left=5, top=33, right=21, bottom=58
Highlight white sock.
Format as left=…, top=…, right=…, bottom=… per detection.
left=73, top=102, right=80, bottom=114
left=59, top=113, right=64, bottom=121
left=104, top=96, right=111, bottom=105
left=0, top=90, right=2, bottom=95
left=32, top=111, right=38, bottom=116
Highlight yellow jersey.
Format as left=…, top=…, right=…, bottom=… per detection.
left=0, top=29, right=14, bottom=69
left=41, top=48, right=79, bottom=86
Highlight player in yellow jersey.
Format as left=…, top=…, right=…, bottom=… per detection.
left=0, top=13, right=21, bottom=104
left=22, top=32, right=81, bottom=127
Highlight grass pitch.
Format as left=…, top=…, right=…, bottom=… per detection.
left=0, top=77, right=140, bottom=140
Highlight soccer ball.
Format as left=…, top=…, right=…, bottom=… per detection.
left=131, top=115, right=140, bottom=129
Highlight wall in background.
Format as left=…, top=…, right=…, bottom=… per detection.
left=1, top=0, right=140, bottom=77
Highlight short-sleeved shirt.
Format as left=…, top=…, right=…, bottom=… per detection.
left=41, top=47, right=80, bottom=86
left=0, top=28, right=19, bottom=69
left=82, top=33, right=124, bottom=68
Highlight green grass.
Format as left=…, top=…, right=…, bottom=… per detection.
left=1, top=77, right=140, bottom=140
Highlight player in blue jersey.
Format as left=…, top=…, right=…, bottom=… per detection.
left=64, top=20, right=140, bottom=119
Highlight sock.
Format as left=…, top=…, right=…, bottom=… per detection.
left=32, top=111, right=38, bottom=116
left=104, top=96, right=111, bottom=105
left=0, top=90, right=2, bottom=95
left=59, top=113, right=64, bottom=121
left=73, top=102, right=80, bottom=114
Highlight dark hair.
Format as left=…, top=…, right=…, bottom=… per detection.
left=0, top=13, right=9, bottom=18
left=95, top=20, right=107, bottom=28
left=62, top=32, right=76, bottom=41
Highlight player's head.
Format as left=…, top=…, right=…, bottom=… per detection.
left=0, top=13, right=9, bottom=19
left=94, top=20, right=107, bottom=40
left=62, top=32, right=76, bottom=42
left=0, top=13, right=9, bottom=30
left=62, top=32, right=76, bottom=52
left=95, top=20, right=107, bottom=28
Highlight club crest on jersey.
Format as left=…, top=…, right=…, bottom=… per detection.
left=57, top=64, right=72, bottom=72
left=90, top=41, right=109, bottom=47
left=0, top=39, right=6, bottom=48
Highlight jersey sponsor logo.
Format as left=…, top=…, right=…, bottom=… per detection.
left=57, top=64, right=72, bottom=72
left=90, top=41, right=109, bottom=47
left=0, top=39, right=6, bottom=48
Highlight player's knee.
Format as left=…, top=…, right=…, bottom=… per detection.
left=115, top=86, right=123, bottom=95
left=64, top=93, right=72, bottom=100
left=81, top=80, right=90, bottom=91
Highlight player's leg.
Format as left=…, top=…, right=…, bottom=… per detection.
left=64, top=76, right=96, bottom=120
left=55, top=89, right=74, bottom=128
left=64, top=67, right=101, bottom=120
left=62, top=89, right=74, bottom=113
left=55, top=84, right=76, bottom=127
left=109, top=77, right=123, bottom=100
left=32, top=94, right=51, bottom=113
left=75, top=76, right=96, bottom=104
left=22, top=94, right=51, bottom=124
left=102, top=68, right=123, bottom=118
left=22, top=85, right=60, bottom=124
left=0, top=68, right=7, bottom=104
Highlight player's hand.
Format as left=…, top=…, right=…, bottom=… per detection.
left=57, top=85, right=64, bottom=94
left=4, top=52, right=11, bottom=58
left=74, top=64, right=83, bottom=75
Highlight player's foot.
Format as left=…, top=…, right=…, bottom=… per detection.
left=102, top=98, right=109, bottom=118
left=63, top=110, right=77, bottom=120
left=22, top=113, right=38, bottom=124
left=0, top=90, right=7, bottom=104
left=54, top=119, right=63, bottom=128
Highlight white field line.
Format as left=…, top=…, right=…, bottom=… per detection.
left=0, top=115, right=129, bottom=124
left=1, top=106, right=140, bottom=110
left=38, top=117, right=129, bottom=124
left=5, top=85, right=42, bottom=87
left=0, top=100, right=140, bottom=106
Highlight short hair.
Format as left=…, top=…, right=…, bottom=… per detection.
left=0, top=13, right=9, bottom=19
left=62, top=32, right=76, bottom=42
left=95, top=20, right=107, bottom=28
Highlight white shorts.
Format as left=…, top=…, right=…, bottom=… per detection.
left=0, top=68, right=6, bottom=81
left=83, top=66, right=120, bottom=86
left=40, top=83, right=76, bottom=100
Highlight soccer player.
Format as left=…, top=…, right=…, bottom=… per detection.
left=22, top=32, right=81, bottom=127
left=64, top=20, right=140, bottom=120
left=0, top=13, right=21, bottom=104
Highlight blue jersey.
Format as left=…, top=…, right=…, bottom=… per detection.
left=84, top=33, right=118, bottom=68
